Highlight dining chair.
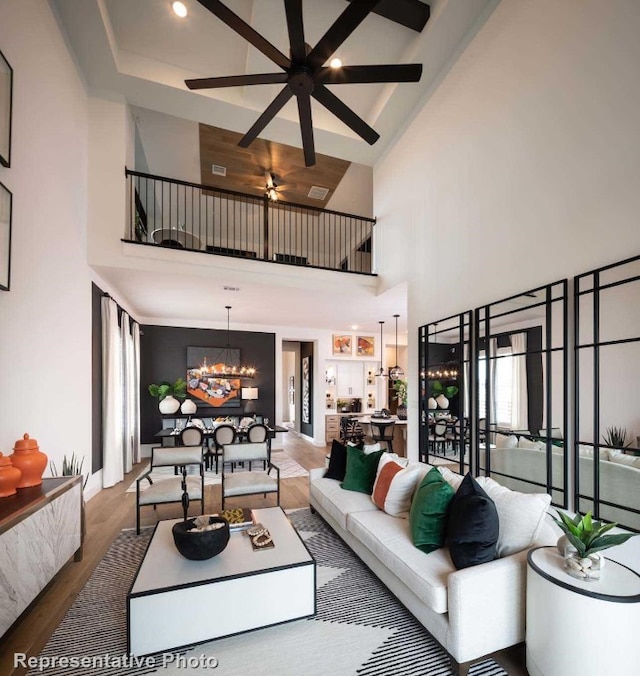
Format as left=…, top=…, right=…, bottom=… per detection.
left=340, top=417, right=365, bottom=445
left=246, top=423, right=270, bottom=469
left=428, top=421, right=448, bottom=456
left=176, top=425, right=205, bottom=474
left=136, top=445, right=205, bottom=534
left=370, top=420, right=395, bottom=453
left=211, top=424, right=237, bottom=473
left=221, top=442, right=280, bottom=509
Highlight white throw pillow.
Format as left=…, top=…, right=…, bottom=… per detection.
left=437, top=466, right=464, bottom=492
left=475, top=476, right=551, bottom=557
left=371, top=453, right=422, bottom=518
left=495, top=434, right=518, bottom=449
left=608, top=453, right=640, bottom=469
left=518, top=436, right=541, bottom=451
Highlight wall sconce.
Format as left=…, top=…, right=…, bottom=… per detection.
left=242, top=387, right=259, bottom=413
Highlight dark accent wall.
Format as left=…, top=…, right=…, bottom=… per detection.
left=140, top=325, right=276, bottom=444
left=91, top=283, right=104, bottom=473
left=300, top=342, right=314, bottom=437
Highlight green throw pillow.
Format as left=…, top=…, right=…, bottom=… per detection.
left=409, top=467, right=455, bottom=553
left=341, top=446, right=384, bottom=494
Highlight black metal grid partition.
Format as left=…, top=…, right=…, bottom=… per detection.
left=418, top=311, right=472, bottom=475
left=475, top=280, right=568, bottom=507
left=575, top=255, right=640, bottom=531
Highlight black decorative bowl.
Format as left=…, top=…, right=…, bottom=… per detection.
left=172, top=516, right=230, bottom=560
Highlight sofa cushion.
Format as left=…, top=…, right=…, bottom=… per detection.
left=518, top=436, right=543, bottom=451
left=475, top=476, right=551, bottom=557
left=325, top=439, right=348, bottom=481
left=347, top=509, right=454, bottom=614
left=409, top=467, right=456, bottom=554
left=495, top=433, right=518, bottom=449
left=447, top=474, right=499, bottom=569
left=608, top=453, right=640, bottom=469
left=310, top=475, right=378, bottom=530
left=371, top=453, right=422, bottom=518
left=341, top=447, right=384, bottom=494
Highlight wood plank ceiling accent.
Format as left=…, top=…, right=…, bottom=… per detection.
left=198, top=123, right=351, bottom=209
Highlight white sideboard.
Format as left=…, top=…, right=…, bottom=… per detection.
left=0, top=476, right=83, bottom=637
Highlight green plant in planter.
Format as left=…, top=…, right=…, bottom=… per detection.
left=50, top=453, right=88, bottom=488
left=393, top=379, right=408, bottom=406
left=148, top=378, right=187, bottom=401
left=431, top=379, right=458, bottom=400
left=602, top=426, right=632, bottom=448
left=551, top=510, right=635, bottom=559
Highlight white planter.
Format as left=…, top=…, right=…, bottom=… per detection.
left=427, top=397, right=438, bottom=410
left=180, top=399, right=197, bottom=414
left=436, top=394, right=449, bottom=409
left=159, top=395, right=180, bottom=414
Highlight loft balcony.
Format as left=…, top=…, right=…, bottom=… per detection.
left=124, top=170, right=376, bottom=276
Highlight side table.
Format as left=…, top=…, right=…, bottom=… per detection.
left=526, top=546, right=640, bottom=676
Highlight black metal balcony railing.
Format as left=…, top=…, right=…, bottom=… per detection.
left=124, top=169, right=376, bottom=275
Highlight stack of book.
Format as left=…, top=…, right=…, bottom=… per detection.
left=218, top=507, right=253, bottom=531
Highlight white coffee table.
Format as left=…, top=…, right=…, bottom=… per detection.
left=127, top=507, right=316, bottom=656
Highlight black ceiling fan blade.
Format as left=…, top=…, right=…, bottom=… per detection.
left=316, top=63, right=423, bottom=85
left=238, top=86, right=294, bottom=148
left=197, top=0, right=291, bottom=70
left=284, top=0, right=306, bottom=63
left=312, top=85, right=379, bottom=145
left=308, top=0, right=382, bottom=69
left=186, top=73, right=289, bottom=90
left=296, top=94, right=316, bottom=167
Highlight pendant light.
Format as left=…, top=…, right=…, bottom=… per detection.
left=375, top=320, right=385, bottom=377
left=388, top=314, right=405, bottom=382
left=198, top=306, right=255, bottom=378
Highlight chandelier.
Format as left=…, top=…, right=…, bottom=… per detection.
left=388, top=314, right=405, bottom=381
left=197, top=306, right=255, bottom=379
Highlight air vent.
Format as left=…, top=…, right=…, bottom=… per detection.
left=308, top=185, right=329, bottom=200
left=223, top=285, right=242, bottom=291
left=211, top=164, right=227, bottom=177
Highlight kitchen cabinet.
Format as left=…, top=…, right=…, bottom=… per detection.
left=336, top=361, right=364, bottom=398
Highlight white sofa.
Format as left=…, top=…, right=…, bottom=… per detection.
left=309, top=463, right=555, bottom=674
left=488, top=443, right=640, bottom=530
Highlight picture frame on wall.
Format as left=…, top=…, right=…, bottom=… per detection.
left=332, top=334, right=352, bottom=355
left=0, top=49, right=13, bottom=168
left=0, top=180, right=11, bottom=291
left=356, top=335, right=375, bottom=356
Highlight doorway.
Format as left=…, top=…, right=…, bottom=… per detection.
left=282, top=340, right=314, bottom=438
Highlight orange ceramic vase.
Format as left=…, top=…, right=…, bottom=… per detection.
left=0, top=452, right=22, bottom=497
left=10, top=433, right=48, bottom=488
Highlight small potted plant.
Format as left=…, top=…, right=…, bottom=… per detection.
left=603, top=426, right=637, bottom=456
left=149, top=378, right=187, bottom=414
left=431, top=380, right=458, bottom=410
left=552, top=509, right=636, bottom=581
left=393, top=379, right=408, bottom=420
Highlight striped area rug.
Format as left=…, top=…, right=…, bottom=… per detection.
left=31, top=510, right=507, bottom=676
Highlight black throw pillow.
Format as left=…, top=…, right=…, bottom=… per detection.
left=447, top=473, right=499, bottom=569
left=324, top=439, right=348, bottom=481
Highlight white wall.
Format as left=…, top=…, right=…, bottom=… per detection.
left=374, top=0, right=640, bottom=460
left=325, top=162, right=374, bottom=218
left=0, top=0, right=92, bottom=487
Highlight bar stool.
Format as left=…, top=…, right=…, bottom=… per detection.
left=370, top=420, right=395, bottom=453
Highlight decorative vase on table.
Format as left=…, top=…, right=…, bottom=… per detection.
left=562, top=543, right=603, bottom=581
left=397, top=404, right=407, bottom=420
left=0, top=452, right=22, bottom=497
left=180, top=398, right=197, bottom=415
left=10, top=433, right=48, bottom=488
left=159, top=395, right=180, bottom=414
left=427, top=397, right=437, bottom=410
left=436, top=394, right=449, bottom=409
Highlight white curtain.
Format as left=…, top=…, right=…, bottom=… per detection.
left=132, top=322, right=141, bottom=464
left=510, top=332, right=528, bottom=431
left=102, top=297, right=124, bottom=487
left=121, top=312, right=135, bottom=474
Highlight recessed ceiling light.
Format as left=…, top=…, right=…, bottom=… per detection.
left=351, top=324, right=358, bottom=330
left=329, top=58, right=342, bottom=69
left=172, top=2, right=188, bottom=18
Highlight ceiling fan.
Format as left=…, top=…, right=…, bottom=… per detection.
left=262, top=171, right=294, bottom=201
left=186, top=0, right=423, bottom=167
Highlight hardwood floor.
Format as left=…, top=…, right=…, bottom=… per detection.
left=0, top=432, right=526, bottom=675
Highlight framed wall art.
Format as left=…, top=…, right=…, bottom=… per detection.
left=356, top=335, right=375, bottom=356
left=0, top=49, right=13, bottom=168
left=332, top=334, right=352, bottom=355
left=0, top=180, right=11, bottom=291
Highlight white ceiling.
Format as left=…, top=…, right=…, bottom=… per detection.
left=49, top=0, right=494, bottom=334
